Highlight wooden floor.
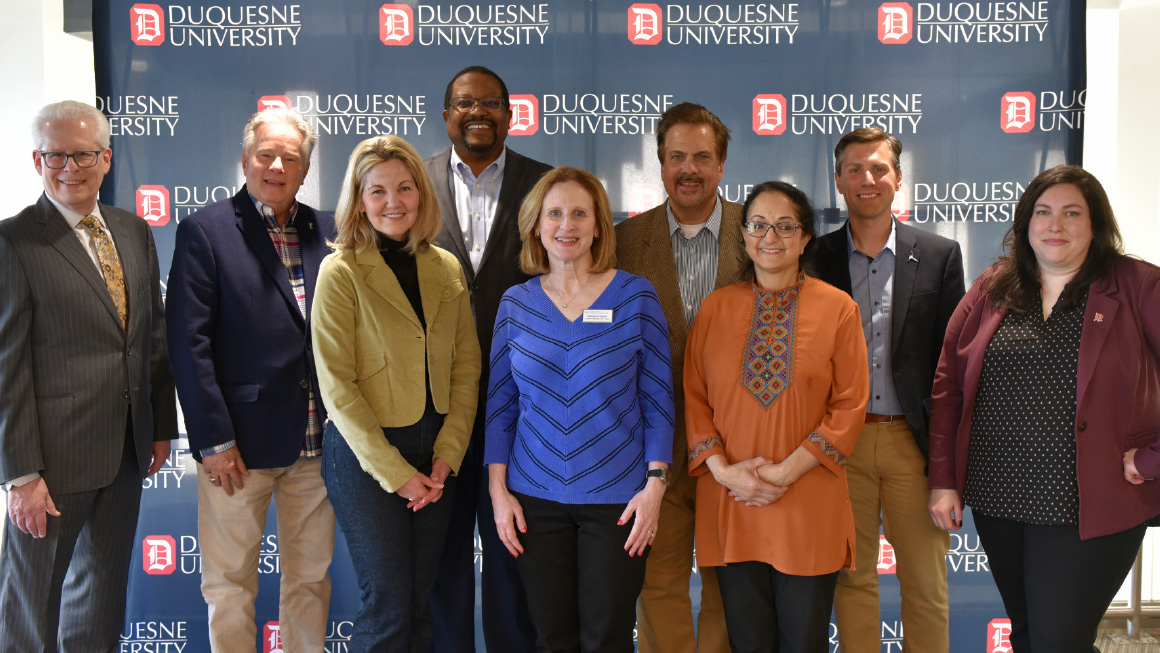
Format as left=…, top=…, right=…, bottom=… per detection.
left=1098, top=630, right=1160, bottom=652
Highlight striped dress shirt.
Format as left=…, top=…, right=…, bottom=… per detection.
left=666, top=199, right=723, bottom=327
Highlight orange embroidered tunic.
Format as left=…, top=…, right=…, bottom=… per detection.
left=685, top=276, right=868, bottom=575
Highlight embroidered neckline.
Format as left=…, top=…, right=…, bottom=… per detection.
left=741, top=272, right=805, bottom=407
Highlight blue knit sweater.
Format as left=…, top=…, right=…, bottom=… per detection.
left=484, top=271, right=675, bottom=504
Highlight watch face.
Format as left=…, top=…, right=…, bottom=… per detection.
left=648, top=468, right=671, bottom=485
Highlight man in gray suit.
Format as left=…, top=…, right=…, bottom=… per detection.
left=0, top=100, right=178, bottom=652
left=425, top=65, right=551, bottom=653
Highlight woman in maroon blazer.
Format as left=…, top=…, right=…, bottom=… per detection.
left=927, top=165, right=1160, bottom=653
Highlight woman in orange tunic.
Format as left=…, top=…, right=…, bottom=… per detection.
left=685, top=181, right=869, bottom=653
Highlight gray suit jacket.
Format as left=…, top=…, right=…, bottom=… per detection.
left=615, top=199, right=751, bottom=478
left=424, top=147, right=552, bottom=443
left=0, top=194, right=178, bottom=492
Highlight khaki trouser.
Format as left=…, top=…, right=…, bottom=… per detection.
left=834, top=420, right=951, bottom=653
left=197, top=456, right=335, bottom=653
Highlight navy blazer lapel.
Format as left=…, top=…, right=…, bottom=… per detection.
left=296, top=206, right=328, bottom=319
left=232, top=190, right=303, bottom=327
left=36, top=195, right=123, bottom=329
left=892, top=221, right=920, bottom=350
left=1077, top=274, right=1119, bottom=408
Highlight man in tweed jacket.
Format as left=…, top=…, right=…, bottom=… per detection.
left=615, top=102, right=752, bottom=653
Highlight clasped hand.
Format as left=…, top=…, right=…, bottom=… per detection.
left=397, top=458, right=451, bottom=512
left=709, top=455, right=788, bottom=507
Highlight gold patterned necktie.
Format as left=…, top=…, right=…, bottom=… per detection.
left=80, top=215, right=128, bottom=330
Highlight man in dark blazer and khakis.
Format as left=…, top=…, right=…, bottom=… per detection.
left=0, top=100, right=177, bottom=652
left=424, top=66, right=552, bottom=653
left=615, top=102, right=750, bottom=653
left=166, top=108, right=336, bottom=652
left=810, top=128, right=965, bottom=653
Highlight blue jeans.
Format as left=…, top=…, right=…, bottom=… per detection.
left=323, top=412, right=455, bottom=652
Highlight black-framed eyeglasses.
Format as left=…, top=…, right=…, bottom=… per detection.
left=447, top=96, right=506, bottom=113
left=745, top=221, right=801, bottom=238
left=38, top=150, right=104, bottom=169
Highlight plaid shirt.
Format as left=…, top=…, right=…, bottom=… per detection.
left=199, top=198, right=321, bottom=459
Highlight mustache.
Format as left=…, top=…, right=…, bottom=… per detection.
left=676, top=174, right=704, bottom=185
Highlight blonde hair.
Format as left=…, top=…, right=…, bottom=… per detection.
left=517, top=166, right=617, bottom=275
left=332, top=136, right=441, bottom=254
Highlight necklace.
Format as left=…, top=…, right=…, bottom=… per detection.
left=546, top=273, right=594, bottom=308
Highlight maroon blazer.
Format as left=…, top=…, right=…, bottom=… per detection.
left=928, top=256, right=1160, bottom=539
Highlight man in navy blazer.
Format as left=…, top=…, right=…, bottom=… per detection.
left=166, top=108, right=336, bottom=652
left=0, top=100, right=177, bottom=653
left=424, top=66, right=552, bottom=653
left=808, top=128, right=964, bottom=653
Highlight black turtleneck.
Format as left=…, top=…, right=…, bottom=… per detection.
left=378, top=235, right=435, bottom=412
left=378, top=236, right=425, bottom=331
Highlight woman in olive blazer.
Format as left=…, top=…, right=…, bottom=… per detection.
left=311, top=135, right=480, bottom=652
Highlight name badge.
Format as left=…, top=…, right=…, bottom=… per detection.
left=582, top=309, right=613, bottom=323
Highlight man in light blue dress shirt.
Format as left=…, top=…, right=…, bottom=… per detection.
left=424, top=66, right=553, bottom=653
left=810, top=128, right=965, bottom=653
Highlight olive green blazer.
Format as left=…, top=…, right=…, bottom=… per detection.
left=312, top=244, right=481, bottom=492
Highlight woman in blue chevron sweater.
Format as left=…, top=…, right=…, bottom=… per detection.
left=484, top=166, right=675, bottom=653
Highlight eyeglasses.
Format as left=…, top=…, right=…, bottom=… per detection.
left=38, top=150, right=104, bottom=169
left=745, top=221, right=801, bottom=238
left=447, top=96, right=506, bottom=113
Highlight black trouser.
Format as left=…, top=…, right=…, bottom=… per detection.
left=715, top=560, right=838, bottom=653
left=512, top=492, right=648, bottom=653
left=973, top=511, right=1146, bottom=653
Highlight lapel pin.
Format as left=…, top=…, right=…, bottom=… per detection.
left=1094, top=313, right=1104, bottom=322
left=908, top=252, right=918, bottom=264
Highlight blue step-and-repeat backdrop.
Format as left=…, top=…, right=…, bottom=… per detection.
left=92, top=1, right=1085, bottom=651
